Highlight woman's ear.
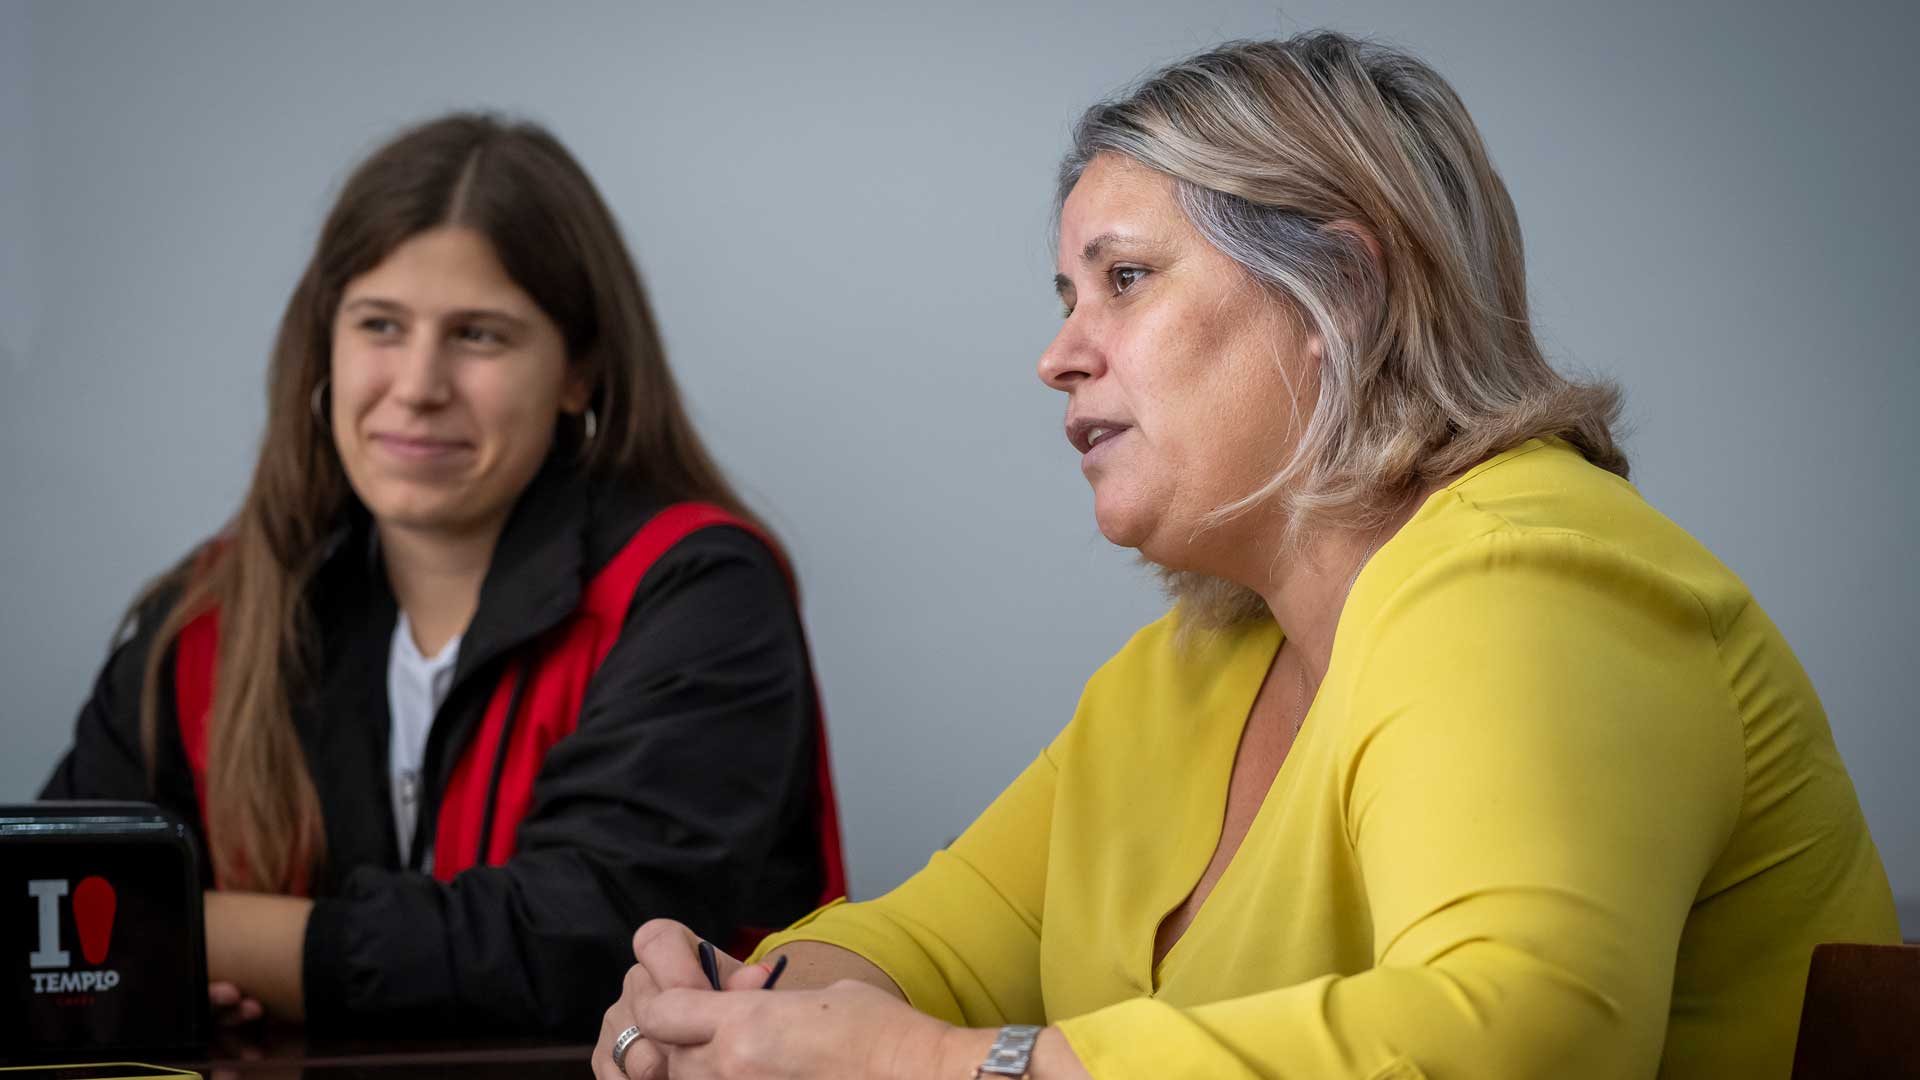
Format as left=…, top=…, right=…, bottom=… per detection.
left=559, top=368, right=594, bottom=416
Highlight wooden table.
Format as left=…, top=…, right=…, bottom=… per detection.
left=154, top=1027, right=592, bottom=1078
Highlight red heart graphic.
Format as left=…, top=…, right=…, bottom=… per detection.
left=73, top=876, right=116, bottom=965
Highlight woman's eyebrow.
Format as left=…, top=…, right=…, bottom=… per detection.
left=341, top=296, right=406, bottom=313
left=444, top=307, right=531, bottom=328
left=1080, top=231, right=1160, bottom=264
left=340, top=296, right=531, bottom=327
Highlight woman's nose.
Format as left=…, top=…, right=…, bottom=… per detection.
left=390, top=337, right=454, bottom=407
left=1037, top=319, right=1103, bottom=392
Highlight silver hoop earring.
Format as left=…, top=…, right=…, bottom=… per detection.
left=310, top=378, right=330, bottom=425
left=582, top=407, right=598, bottom=443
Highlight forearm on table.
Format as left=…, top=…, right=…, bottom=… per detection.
left=204, top=891, right=312, bottom=1022
left=763, top=939, right=907, bottom=999
left=764, top=941, right=1093, bottom=1079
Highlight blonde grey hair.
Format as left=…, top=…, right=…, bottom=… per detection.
left=1059, top=31, right=1627, bottom=628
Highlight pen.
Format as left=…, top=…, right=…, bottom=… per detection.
left=697, top=940, right=723, bottom=990
left=760, top=953, right=789, bottom=990
left=697, top=940, right=789, bottom=990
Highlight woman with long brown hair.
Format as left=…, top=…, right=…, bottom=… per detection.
left=42, top=112, right=844, bottom=1037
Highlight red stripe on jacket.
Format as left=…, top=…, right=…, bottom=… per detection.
left=174, top=606, right=218, bottom=832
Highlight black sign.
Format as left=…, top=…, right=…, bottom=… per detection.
left=1, top=803, right=209, bottom=1061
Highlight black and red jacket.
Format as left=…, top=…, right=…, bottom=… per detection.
left=41, top=458, right=845, bottom=1037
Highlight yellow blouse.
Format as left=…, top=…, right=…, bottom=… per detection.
left=755, top=439, right=1898, bottom=1079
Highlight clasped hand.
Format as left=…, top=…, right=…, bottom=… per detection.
left=595, top=919, right=953, bottom=1080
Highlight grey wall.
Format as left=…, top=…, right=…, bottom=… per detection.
left=0, top=3, right=36, bottom=493
left=3, top=0, right=1914, bottom=931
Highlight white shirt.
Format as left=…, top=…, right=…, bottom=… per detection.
left=388, top=611, right=461, bottom=863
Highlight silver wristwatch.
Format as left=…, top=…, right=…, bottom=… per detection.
left=974, top=1024, right=1043, bottom=1078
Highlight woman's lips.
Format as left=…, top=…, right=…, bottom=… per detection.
left=1066, top=417, right=1133, bottom=455
left=1079, top=426, right=1129, bottom=470
left=371, top=433, right=473, bottom=464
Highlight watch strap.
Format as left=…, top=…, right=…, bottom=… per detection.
left=974, top=1024, right=1043, bottom=1078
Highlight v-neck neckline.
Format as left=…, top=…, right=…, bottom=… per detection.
left=1137, top=438, right=1557, bottom=991
left=1148, top=621, right=1289, bottom=990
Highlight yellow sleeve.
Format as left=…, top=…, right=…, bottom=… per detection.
left=1057, top=530, right=1746, bottom=1079
left=750, top=745, right=1059, bottom=1027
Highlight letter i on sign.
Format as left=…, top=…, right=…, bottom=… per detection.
left=28, top=879, right=69, bottom=968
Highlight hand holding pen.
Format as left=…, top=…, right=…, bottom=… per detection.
left=597, top=919, right=789, bottom=1080
left=698, top=939, right=787, bottom=991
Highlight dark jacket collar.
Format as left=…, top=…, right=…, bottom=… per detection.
left=453, top=457, right=591, bottom=686
left=315, top=454, right=656, bottom=688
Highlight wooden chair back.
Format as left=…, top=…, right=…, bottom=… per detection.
left=1790, top=942, right=1920, bottom=1079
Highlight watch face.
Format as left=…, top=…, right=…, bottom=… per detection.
left=979, top=1025, right=1041, bottom=1076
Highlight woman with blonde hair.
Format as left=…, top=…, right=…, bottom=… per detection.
left=597, top=31, right=1896, bottom=1079
left=43, top=112, right=845, bottom=1037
